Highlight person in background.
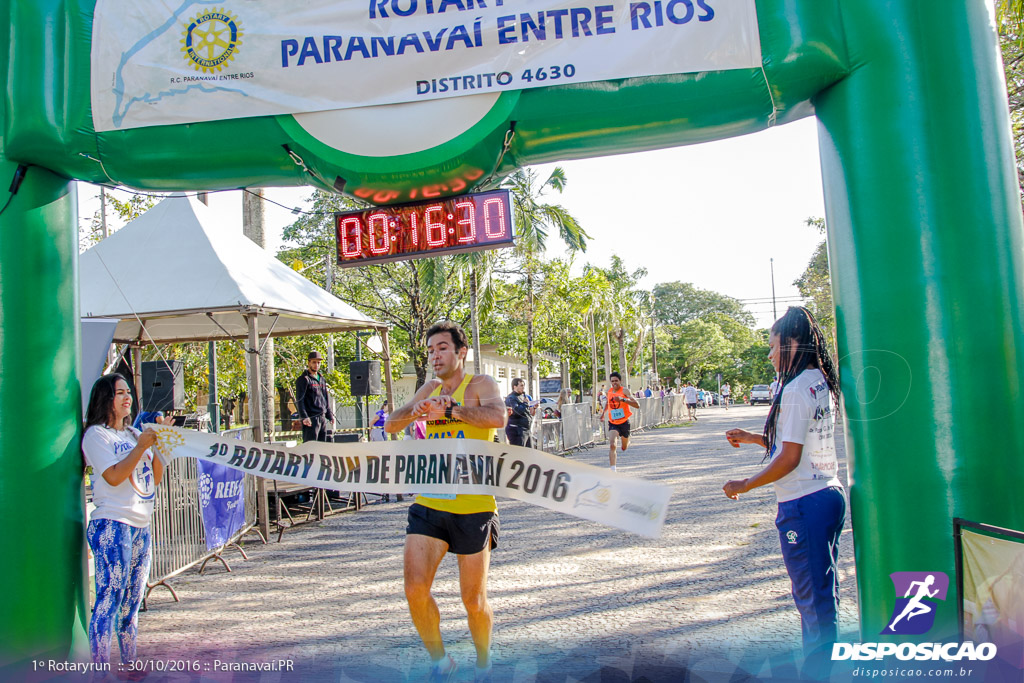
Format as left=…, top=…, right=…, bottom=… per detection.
left=683, top=382, right=698, bottom=420
left=371, top=400, right=389, bottom=442
left=721, top=382, right=731, bottom=409
left=723, top=307, right=845, bottom=678
left=132, top=410, right=167, bottom=431
left=504, top=378, right=534, bottom=447
left=81, top=373, right=165, bottom=668
left=295, top=351, right=334, bottom=442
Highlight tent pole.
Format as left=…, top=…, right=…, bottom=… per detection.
left=381, top=327, right=395, bottom=440
left=208, top=341, right=219, bottom=433
left=246, top=312, right=270, bottom=540
left=132, top=345, right=143, bottom=411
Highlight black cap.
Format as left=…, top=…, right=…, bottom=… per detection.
left=308, top=351, right=323, bottom=361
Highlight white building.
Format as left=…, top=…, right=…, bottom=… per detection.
left=390, top=344, right=542, bottom=405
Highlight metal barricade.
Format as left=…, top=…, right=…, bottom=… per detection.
left=577, top=404, right=596, bottom=448
left=538, top=419, right=563, bottom=454
left=561, top=404, right=582, bottom=451
left=145, top=427, right=261, bottom=607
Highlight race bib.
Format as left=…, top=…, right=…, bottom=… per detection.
left=610, top=408, right=625, bottom=421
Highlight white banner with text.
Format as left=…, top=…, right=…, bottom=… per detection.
left=91, top=0, right=762, bottom=131
left=152, top=425, right=671, bottom=537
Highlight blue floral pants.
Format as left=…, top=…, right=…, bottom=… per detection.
left=86, top=518, right=152, bottom=665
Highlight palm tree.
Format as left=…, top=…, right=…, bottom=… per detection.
left=451, top=249, right=499, bottom=374
left=502, top=167, right=590, bottom=395
left=595, top=256, right=647, bottom=391
left=1000, top=0, right=1024, bottom=23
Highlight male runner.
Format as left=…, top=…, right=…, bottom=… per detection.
left=384, top=321, right=505, bottom=683
left=599, top=372, right=640, bottom=471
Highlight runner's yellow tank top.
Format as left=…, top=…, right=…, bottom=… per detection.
left=415, top=373, right=498, bottom=514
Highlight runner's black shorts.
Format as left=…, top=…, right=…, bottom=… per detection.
left=687, top=402, right=697, bottom=409
left=608, top=420, right=631, bottom=439
left=406, top=503, right=499, bottom=555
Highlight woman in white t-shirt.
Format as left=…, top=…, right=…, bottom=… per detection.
left=722, top=307, right=845, bottom=673
left=82, top=373, right=165, bottom=666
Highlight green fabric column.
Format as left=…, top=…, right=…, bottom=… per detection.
left=0, top=160, right=88, bottom=671
left=815, top=1, right=1024, bottom=639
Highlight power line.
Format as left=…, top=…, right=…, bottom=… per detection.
left=79, top=182, right=329, bottom=217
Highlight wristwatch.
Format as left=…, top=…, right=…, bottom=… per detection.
left=445, top=401, right=460, bottom=420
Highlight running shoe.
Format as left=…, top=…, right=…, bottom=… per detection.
left=473, top=665, right=493, bottom=683
left=425, top=654, right=457, bottom=683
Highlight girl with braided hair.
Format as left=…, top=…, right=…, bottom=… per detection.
left=722, top=306, right=846, bottom=668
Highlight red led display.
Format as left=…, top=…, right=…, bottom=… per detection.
left=335, top=189, right=514, bottom=267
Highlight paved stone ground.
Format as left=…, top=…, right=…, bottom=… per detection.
left=136, top=405, right=857, bottom=682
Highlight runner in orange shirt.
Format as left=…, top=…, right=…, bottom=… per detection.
left=599, top=372, right=640, bottom=471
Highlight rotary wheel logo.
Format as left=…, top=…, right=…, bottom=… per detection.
left=154, top=427, right=186, bottom=459
left=181, top=9, right=243, bottom=74
left=198, top=473, right=214, bottom=508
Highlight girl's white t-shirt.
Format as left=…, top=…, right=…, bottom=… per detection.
left=772, top=368, right=843, bottom=503
left=83, top=425, right=157, bottom=527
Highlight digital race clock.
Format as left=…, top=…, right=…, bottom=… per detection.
left=335, top=189, right=514, bottom=267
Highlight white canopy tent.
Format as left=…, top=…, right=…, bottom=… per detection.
left=80, top=194, right=395, bottom=538
left=80, top=194, right=385, bottom=344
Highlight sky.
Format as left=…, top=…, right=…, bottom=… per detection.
left=76, top=116, right=826, bottom=330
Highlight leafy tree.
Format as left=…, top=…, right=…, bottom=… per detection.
left=502, top=167, right=589, bottom=394
left=652, top=281, right=754, bottom=328
left=592, top=256, right=647, bottom=390
left=279, top=190, right=464, bottom=389
left=998, top=1, right=1024, bottom=199
left=79, top=187, right=162, bottom=252
left=661, top=319, right=731, bottom=383
left=735, top=329, right=774, bottom=389
left=793, top=217, right=835, bottom=350
left=532, top=258, right=602, bottom=392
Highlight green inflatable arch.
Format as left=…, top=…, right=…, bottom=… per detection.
left=2, top=0, right=1023, bottom=671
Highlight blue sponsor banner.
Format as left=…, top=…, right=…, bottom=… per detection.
left=197, top=459, right=246, bottom=550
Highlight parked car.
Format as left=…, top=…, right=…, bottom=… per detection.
left=535, top=397, right=560, bottom=420
left=750, top=384, right=771, bottom=405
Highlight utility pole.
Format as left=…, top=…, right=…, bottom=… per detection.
left=770, top=257, right=778, bottom=322
left=99, top=189, right=108, bottom=239
left=650, top=297, right=657, bottom=383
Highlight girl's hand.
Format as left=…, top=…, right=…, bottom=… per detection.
left=723, top=479, right=749, bottom=499
left=138, top=428, right=158, bottom=450
left=725, top=429, right=753, bottom=447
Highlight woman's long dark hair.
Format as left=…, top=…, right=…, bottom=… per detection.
left=85, top=373, right=131, bottom=430
left=762, top=307, right=840, bottom=460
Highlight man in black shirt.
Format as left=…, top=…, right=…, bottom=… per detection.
left=504, top=378, right=534, bottom=447
left=295, top=351, right=334, bottom=442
